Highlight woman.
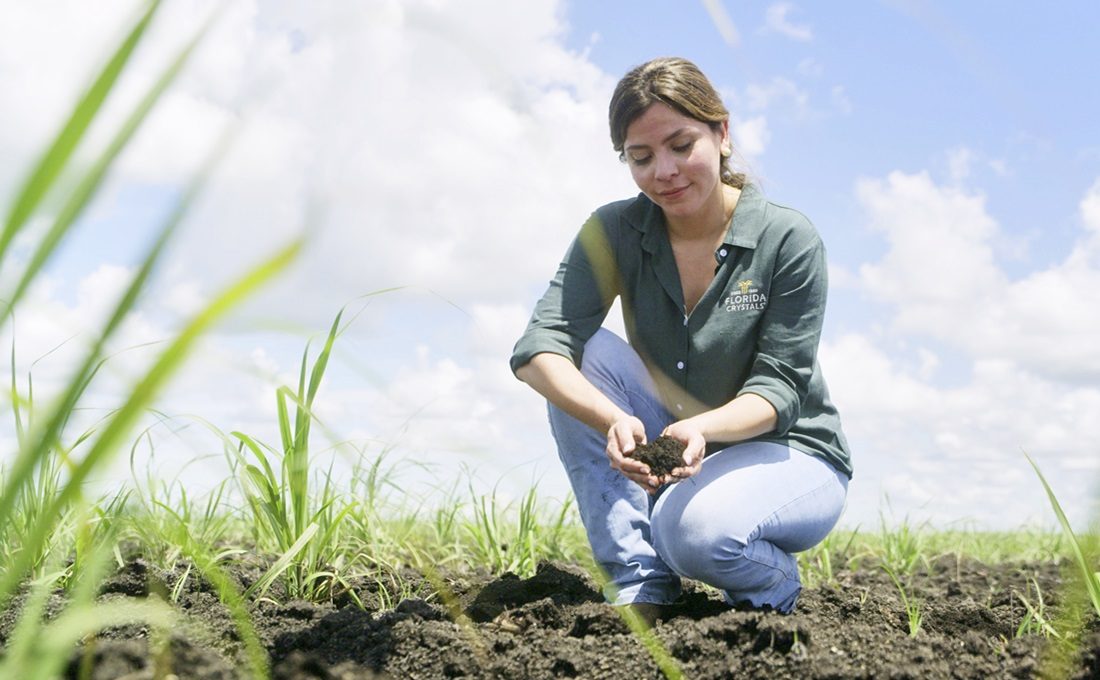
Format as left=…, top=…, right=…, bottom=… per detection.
left=510, top=57, right=851, bottom=617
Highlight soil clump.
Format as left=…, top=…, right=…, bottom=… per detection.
left=631, top=436, right=686, bottom=478
left=2, top=557, right=1097, bottom=679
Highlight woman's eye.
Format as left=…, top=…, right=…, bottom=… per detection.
left=673, top=141, right=693, bottom=153
left=629, top=155, right=652, bottom=166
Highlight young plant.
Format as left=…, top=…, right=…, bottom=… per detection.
left=882, top=564, right=923, bottom=638
left=0, top=4, right=297, bottom=677
left=126, top=440, right=240, bottom=579
left=228, top=310, right=357, bottom=602
left=1027, top=454, right=1100, bottom=619
left=0, top=0, right=301, bottom=610
left=798, top=529, right=858, bottom=589
left=463, top=484, right=546, bottom=578
left=877, top=515, right=928, bottom=577
left=1014, top=577, right=1060, bottom=639
left=0, top=507, right=174, bottom=680
left=1026, top=454, right=1100, bottom=678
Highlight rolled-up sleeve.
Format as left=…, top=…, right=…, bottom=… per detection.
left=510, top=212, right=620, bottom=374
left=737, top=222, right=828, bottom=435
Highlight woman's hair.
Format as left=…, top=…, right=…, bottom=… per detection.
left=609, top=56, right=745, bottom=189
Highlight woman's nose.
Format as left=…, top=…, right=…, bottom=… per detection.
left=654, top=152, right=678, bottom=180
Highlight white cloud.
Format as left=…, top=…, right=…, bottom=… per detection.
left=731, top=115, right=770, bottom=159
left=857, top=171, right=1004, bottom=329
left=744, top=77, right=810, bottom=115
left=856, top=171, right=1100, bottom=382
left=763, top=3, right=813, bottom=42
left=824, top=173, right=1100, bottom=527
left=1080, top=178, right=1100, bottom=235
left=822, top=332, right=1100, bottom=528
left=947, top=147, right=974, bottom=183
left=1, top=0, right=633, bottom=325
left=2, top=0, right=619, bottom=493
left=830, top=85, right=852, bottom=115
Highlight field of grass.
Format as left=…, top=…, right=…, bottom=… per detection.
left=1, top=439, right=1099, bottom=678
left=1, top=3, right=1097, bottom=678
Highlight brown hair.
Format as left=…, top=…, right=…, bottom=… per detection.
left=609, top=57, right=745, bottom=189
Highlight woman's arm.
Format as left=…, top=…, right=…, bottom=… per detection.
left=660, top=393, right=778, bottom=482
left=676, top=392, right=778, bottom=442
left=515, top=352, right=626, bottom=432
left=516, top=352, right=661, bottom=490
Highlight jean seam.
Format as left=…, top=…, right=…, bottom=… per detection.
left=738, top=474, right=844, bottom=582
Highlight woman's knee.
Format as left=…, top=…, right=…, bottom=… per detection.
left=654, top=522, right=776, bottom=587
left=652, top=493, right=733, bottom=579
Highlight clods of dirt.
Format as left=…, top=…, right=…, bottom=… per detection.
left=3, top=557, right=1099, bottom=679
left=631, top=435, right=686, bottom=477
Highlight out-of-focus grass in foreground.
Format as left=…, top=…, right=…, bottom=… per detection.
left=0, top=1, right=300, bottom=678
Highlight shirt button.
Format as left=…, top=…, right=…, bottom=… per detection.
left=676, top=403, right=684, bottom=411
left=676, top=361, right=685, bottom=370
left=718, top=248, right=728, bottom=258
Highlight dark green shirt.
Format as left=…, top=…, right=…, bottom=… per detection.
left=512, top=184, right=852, bottom=478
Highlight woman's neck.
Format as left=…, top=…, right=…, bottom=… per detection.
left=665, top=184, right=741, bottom=243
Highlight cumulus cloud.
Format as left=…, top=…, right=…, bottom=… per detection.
left=1080, top=178, right=1100, bottom=236
left=744, top=77, right=810, bottom=116
left=2, top=1, right=633, bottom=323
left=856, top=171, right=1100, bottom=382
left=824, top=173, right=1100, bottom=527
left=824, top=331, right=1100, bottom=527
left=731, top=115, right=770, bottom=159
left=1, top=0, right=627, bottom=493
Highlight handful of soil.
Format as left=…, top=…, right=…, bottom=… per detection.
left=630, top=435, right=687, bottom=478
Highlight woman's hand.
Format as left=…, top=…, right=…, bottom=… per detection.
left=658, top=421, right=706, bottom=483
left=605, top=416, right=662, bottom=493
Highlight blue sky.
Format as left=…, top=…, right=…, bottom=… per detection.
left=1, top=0, right=1098, bottom=530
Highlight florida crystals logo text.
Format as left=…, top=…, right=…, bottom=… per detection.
left=723, top=279, right=768, bottom=312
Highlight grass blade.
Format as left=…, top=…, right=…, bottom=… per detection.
left=0, top=238, right=302, bottom=606
left=0, top=7, right=216, bottom=325
left=1026, top=454, right=1100, bottom=616
left=246, top=522, right=320, bottom=600
left=0, top=0, right=160, bottom=265
left=0, top=117, right=233, bottom=542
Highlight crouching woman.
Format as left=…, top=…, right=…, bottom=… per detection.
left=510, top=57, right=852, bottom=616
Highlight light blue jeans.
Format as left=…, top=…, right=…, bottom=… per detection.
left=548, top=329, right=848, bottom=613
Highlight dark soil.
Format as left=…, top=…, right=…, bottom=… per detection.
left=632, top=436, right=686, bottom=478
left=3, top=556, right=1099, bottom=679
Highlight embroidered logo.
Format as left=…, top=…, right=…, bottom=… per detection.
left=723, top=279, right=768, bottom=312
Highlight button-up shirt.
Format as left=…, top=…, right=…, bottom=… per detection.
left=511, top=184, right=852, bottom=477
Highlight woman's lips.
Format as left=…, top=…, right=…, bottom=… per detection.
left=659, top=185, right=690, bottom=199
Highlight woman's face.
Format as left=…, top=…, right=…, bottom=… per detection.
left=622, top=102, right=729, bottom=223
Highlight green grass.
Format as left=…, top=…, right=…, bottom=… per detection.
left=225, top=309, right=359, bottom=602
left=0, top=1, right=297, bottom=677
left=1027, top=454, right=1100, bottom=677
